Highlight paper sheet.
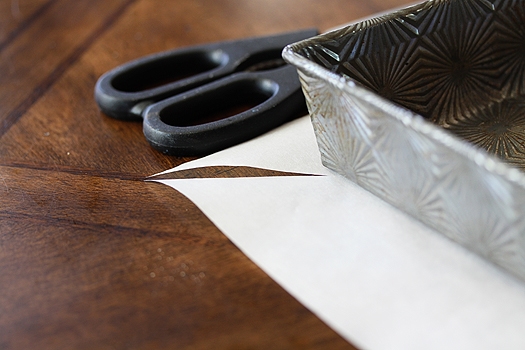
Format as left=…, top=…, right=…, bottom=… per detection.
left=152, top=116, right=525, bottom=350
left=152, top=116, right=329, bottom=176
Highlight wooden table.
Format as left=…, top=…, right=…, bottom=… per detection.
left=0, top=0, right=410, bottom=348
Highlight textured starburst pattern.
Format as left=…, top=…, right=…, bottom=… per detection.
left=338, top=41, right=429, bottom=114
left=283, top=0, right=525, bottom=281
left=493, top=1, right=525, bottom=96
left=445, top=98, right=525, bottom=168
left=298, top=0, right=525, bottom=137
left=417, top=14, right=500, bottom=124
left=298, top=71, right=386, bottom=189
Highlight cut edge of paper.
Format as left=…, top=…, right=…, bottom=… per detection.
left=148, top=116, right=330, bottom=178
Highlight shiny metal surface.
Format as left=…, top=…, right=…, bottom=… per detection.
left=283, top=0, right=525, bottom=281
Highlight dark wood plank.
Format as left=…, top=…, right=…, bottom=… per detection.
left=0, top=0, right=52, bottom=47
left=0, top=165, right=203, bottom=231
left=0, top=0, right=136, bottom=135
left=0, top=0, right=413, bottom=349
left=1, top=215, right=348, bottom=349
left=0, top=165, right=350, bottom=349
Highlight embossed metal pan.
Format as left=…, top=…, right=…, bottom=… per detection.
left=283, top=0, right=525, bottom=281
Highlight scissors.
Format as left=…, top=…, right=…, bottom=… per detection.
left=94, top=29, right=317, bottom=155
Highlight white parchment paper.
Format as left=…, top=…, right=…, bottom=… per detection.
left=152, top=116, right=525, bottom=350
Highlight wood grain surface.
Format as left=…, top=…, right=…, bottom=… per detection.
left=0, top=0, right=410, bottom=349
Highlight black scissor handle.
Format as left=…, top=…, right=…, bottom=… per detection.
left=95, top=45, right=230, bottom=121
left=143, top=64, right=305, bottom=155
left=94, top=29, right=317, bottom=121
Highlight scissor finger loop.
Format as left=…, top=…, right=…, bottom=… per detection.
left=143, top=64, right=305, bottom=155
left=94, top=28, right=318, bottom=155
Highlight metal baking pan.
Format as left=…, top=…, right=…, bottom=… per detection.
left=283, top=0, right=525, bottom=281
